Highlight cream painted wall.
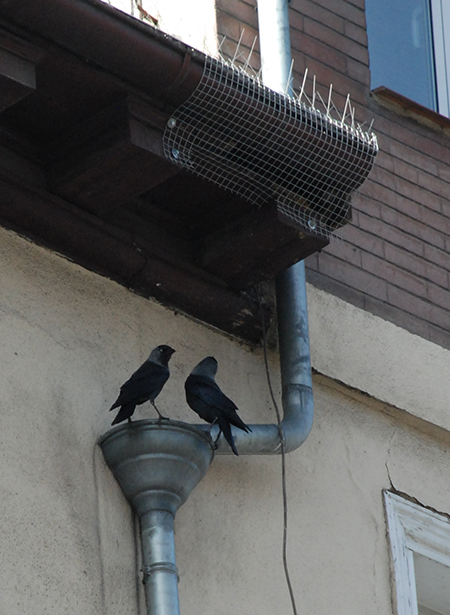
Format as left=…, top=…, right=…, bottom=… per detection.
left=2, top=225, right=450, bottom=615
left=176, top=377, right=450, bottom=615
left=0, top=226, right=274, bottom=615
left=307, top=284, right=450, bottom=433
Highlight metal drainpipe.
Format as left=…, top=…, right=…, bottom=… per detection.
left=100, top=5, right=313, bottom=615
left=208, top=0, right=314, bottom=456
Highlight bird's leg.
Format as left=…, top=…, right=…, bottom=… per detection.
left=151, top=400, right=170, bottom=423
left=127, top=418, right=132, bottom=424
left=213, top=428, right=223, bottom=450
left=207, top=417, right=218, bottom=434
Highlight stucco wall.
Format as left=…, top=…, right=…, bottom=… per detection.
left=0, top=225, right=274, bottom=615
left=2, top=226, right=450, bottom=615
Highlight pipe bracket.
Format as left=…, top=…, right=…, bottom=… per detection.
left=142, top=562, right=180, bottom=584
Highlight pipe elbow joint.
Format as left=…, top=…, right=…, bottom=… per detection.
left=280, top=383, right=314, bottom=453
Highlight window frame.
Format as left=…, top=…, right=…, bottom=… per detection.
left=384, top=491, right=450, bottom=615
left=431, top=0, right=450, bottom=116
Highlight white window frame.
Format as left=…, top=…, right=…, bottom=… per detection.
left=384, top=491, right=450, bottom=615
left=431, top=0, right=450, bottom=116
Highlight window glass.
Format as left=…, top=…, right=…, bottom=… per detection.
left=414, top=552, right=450, bottom=615
left=366, top=0, right=437, bottom=110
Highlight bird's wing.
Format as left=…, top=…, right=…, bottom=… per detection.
left=111, top=362, right=169, bottom=408
left=186, top=375, right=233, bottom=407
left=186, top=375, right=251, bottom=433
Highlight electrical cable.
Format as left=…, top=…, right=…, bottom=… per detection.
left=255, top=287, right=298, bottom=615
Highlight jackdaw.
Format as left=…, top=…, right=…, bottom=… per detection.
left=185, top=356, right=251, bottom=455
left=110, top=345, right=175, bottom=425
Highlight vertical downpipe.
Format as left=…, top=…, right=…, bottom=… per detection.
left=257, top=0, right=314, bottom=448
left=141, top=510, right=180, bottom=615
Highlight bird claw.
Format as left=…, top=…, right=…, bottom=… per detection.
left=157, top=414, right=170, bottom=424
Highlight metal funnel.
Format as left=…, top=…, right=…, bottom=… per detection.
left=99, top=419, right=215, bottom=615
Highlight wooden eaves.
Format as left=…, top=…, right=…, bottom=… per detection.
left=0, top=0, right=332, bottom=343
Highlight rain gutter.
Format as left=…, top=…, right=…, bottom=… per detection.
left=0, top=0, right=205, bottom=109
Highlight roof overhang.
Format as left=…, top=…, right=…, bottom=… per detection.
left=0, top=0, right=377, bottom=342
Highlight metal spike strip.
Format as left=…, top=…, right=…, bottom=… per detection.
left=163, top=55, right=378, bottom=238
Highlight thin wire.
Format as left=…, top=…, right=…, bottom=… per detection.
left=256, top=287, right=298, bottom=615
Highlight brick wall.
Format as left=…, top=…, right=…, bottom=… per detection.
left=217, top=0, right=450, bottom=350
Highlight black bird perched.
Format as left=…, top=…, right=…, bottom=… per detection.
left=185, top=356, right=251, bottom=455
left=110, top=345, right=175, bottom=425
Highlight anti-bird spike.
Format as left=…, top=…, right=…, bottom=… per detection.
left=243, top=35, right=258, bottom=72
left=232, top=29, right=245, bottom=64
left=298, top=67, right=308, bottom=103
left=341, top=93, right=350, bottom=125
left=327, top=84, right=333, bottom=116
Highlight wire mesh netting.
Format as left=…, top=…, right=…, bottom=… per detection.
left=163, top=56, right=378, bottom=238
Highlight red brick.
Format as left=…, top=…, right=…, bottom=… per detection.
left=346, top=57, right=370, bottom=85
left=364, top=295, right=431, bottom=339
left=339, top=223, right=385, bottom=257
left=394, top=181, right=427, bottom=211
left=216, top=12, right=241, bottom=40
left=360, top=178, right=398, bottom=209
left=429, top=303, right=450, bottom=331
left=352, top=192, right=381, bottom=218
left=424, top=244, right=450, bottom=272
left=344, top=20, right=367, bottom=46
left=372, top=106, right=450, bottom=156
left=239, top=24, right=260, bottom=52
left=371, top=104, right=450, bottom=150
left=392, top=132, right=450, bottom=167
left=387, top=286, right=431, bottom=321
left=441, top=200, right=450, bottom=218
left=417, top=171, right=450, bottom=201
left=385, top=243, right=448, bottom=288
left=344, top=0, right=365, bottom=8
left=358, top=212, right=424, bottom=256
left=291, top=1, right=344, bottom=34
left=216, top=0, right=257, bottom=26
left=391, top=157, right=419, bottom=184
left=305, top=252, right=319, bottom=271
left=396, top=193, right=429, bottom=219
left=291, top=61, right=367, bottom=107
left=361, top=252, right=427, bottom=298
left=375, top=150, right=395, bottom=174
left=289, top=8, right=304, bottom=33
left=317, top=252, right=388, bottom=299
left=396, top=210, right=446, bottom=250
left=290, top=30, right=347, bottom=74
left=303, top=17, right=368, bottom=64
left=427, top=283, right=450, bottom=311
left=301, top=0, right=366, bottom=28
left=217, top=38, right=240, bottom=61
left=306, top=268, right=367, bottom=309
left=420, top=207, right=450, bottom=236
left=429, top=324, right=450, bottom=349
left=379, top=205, right=399, bottom=227
left=438, top=164, right=450, bottom=183
left=322, top=237, right=362, bottom=266
left=403, top=187, right=441, bottom=214
left=374, top=116, right=450, bottom=167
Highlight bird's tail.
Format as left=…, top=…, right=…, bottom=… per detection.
left=111, top=403, right=136, bottom=425
left=218, top=418, right=239, bottom=456
left=229, top=415, right=252, bottom=433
